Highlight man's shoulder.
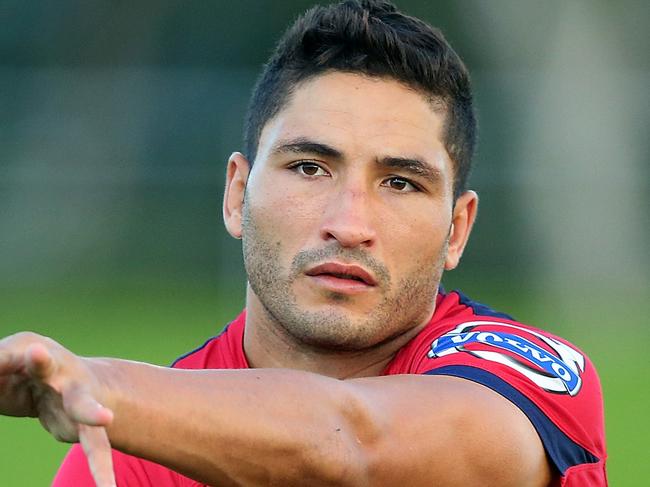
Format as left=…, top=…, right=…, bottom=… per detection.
left=389, top=289, right=594, bottom=385
left=386, top=290, right=607, bottom=482
left=404, top=289, right=585, bottom=364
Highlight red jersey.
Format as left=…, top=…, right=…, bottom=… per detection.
left=54, top=290, right=607, bottom=486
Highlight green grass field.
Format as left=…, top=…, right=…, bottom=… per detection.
left=0, top=280, right=647, bottom=485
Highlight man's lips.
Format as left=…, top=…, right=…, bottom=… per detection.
left=304, top=262, right=377, bottom=287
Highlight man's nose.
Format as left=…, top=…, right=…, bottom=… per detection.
left=319, top=188, right=376, bottom=248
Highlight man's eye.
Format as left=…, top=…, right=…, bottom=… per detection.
left=383, top=177, right=418, bottom=192
left=292, top=162, right=329, bottom=177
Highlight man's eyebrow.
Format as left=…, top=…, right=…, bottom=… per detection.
left=378, top=156, right=443, bottom=184
left=270, top=138, right=343, bottom=159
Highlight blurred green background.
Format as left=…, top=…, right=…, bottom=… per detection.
left=1, top=1, right=648, bottom=485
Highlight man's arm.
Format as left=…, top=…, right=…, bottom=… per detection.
left=1, top=332, right=551, bottom=486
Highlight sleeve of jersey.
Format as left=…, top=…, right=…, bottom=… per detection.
left=405, top=318, right=607, bottom=486
left=52, top=444, right=187, bottom=487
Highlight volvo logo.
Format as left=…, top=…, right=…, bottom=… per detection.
left=428, top=321, right=585, bottom=396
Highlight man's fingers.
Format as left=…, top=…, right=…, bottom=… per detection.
left=79, top=424, right=116, bottom=487
left=63, top=386, right=114, bottom=427
left=24, top=340, right=113, bottom=427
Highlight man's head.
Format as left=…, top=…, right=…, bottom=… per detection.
left=244, top=0, right=476, bottom=200
left=224, top=1, right=478, bottom=353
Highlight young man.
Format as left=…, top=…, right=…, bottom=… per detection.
left=0, top=1, right=606, bottom=485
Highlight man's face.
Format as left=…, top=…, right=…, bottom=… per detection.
left=227, top=72, right=472, bottom=352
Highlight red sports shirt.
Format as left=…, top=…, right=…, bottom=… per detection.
left=54, top=291, right=607, bottom=486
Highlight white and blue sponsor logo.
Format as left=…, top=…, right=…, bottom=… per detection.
left=428, top=321, right=585, bottom=396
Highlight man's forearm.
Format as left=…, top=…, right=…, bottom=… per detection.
left=94, top=359, right=370, bottom=486
left=2, top=333, right=550, bottom=486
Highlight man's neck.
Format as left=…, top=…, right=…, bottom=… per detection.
left=242, top=286, right=434, bottom=379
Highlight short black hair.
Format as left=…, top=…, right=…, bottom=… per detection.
left=244, top=0, right=476, bottom=199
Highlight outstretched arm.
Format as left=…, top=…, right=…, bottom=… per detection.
left=1, top=332, right=551, bottom=486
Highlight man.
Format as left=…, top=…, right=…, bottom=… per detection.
left=0, top=1, right=606, bottom=485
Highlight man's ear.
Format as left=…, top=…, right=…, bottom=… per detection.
left=444, top=190, right=478, bottom=271
left=223, top=152, right=251, bottom=239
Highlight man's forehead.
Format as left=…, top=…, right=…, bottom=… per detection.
left=286, top=72, right=443, bottom=125
left=256, top=72, right=450, bottom=167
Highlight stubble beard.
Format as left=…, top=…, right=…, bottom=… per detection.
left=241, top=200, right=448, bottom=353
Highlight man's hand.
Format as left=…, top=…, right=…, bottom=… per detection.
left=0, top=332, right=116, bottom=486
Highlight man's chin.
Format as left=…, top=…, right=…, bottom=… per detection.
left=275, top=304, right=394, bottom=352
left=293, top=294, right=378, bottom=319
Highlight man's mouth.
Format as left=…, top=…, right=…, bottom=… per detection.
left=304, top=262, right=377, bottom=288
